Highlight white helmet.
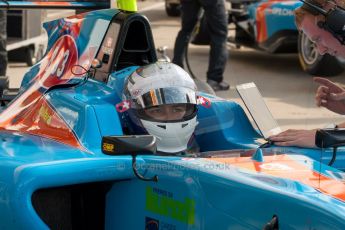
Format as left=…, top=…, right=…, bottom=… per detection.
left=122, top=62, right=198, bottom=153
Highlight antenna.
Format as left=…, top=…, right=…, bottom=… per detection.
left=299, top=0, right=328, bottom=16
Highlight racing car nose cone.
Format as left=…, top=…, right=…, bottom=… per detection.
left=252, top=148, right=264, bottom=162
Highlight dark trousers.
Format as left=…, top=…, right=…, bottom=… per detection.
left=0, top=10, right=7, bottom=76
left=173, top=0, right=228, bottom=82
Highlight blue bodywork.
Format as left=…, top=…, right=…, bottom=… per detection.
left=0, top=6, right=345, bottom=230
left=242, top=0, right=303, bottom=53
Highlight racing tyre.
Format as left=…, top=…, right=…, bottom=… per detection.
left=165, top=2, right=181, bottom=17
left=0, top=75, right=9, bottom=97
left=26, top=47, right=36, bottom=66
left=298, top=32, right=344, bottom=76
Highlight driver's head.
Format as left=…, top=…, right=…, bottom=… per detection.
left=122, top=62, right=198, bottom=153
left=295, top=0, right=345, bottom=57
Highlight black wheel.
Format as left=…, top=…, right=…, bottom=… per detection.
left=26, top=47, right=36, bottom=66
left=26, top=45, right=45, bottom=66
left=0, top=75, right=9, bottom=104
left=0, top=75, right=8, bottom=93
left=298, top=32, right=344, bottom=76
left=165, top=2, right=181, bottom=17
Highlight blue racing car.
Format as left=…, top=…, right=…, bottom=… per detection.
left=232, top=0, right=345, bottom=76
left=167, top=0, right=345, bottom=76
left=1, top=1, right=345, bottom=229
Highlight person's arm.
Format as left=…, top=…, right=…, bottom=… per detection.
left=269, top=77, right=345, bottom=148
left=269, top=129, right=317, bottom=148
left=270, top=121, right=345, bottom=148
left=314, top=77, right=345, bottom=115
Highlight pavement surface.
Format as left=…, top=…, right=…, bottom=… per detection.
left=6, top=0, right=345, bottom=132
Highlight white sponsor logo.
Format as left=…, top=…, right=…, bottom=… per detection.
left=260, top=163, right=293, bottom=171
left=267, top=8, right=294, bottom=16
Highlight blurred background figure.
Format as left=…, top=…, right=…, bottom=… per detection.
left=172, top=0, right=229, bottom=91
left=0, top=10, right=7, bottom=77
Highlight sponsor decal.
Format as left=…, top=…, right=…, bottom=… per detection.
left=145, top=217, right=159, bottom=230
left=266, top=7, right=294, bottom=16
left=39, top=106, right=52, bottom=125
left=132, top=89, right=142, bottom=97
left=152, top=187, right=173, bottom=198
left=145, top=217, right=176, bottom=230
left=145, top=187, right=195, bottom=225
left=161, top=222, right=176, bottom=230
left=260, top=163, right=293, bottom=171
left=102, top=142, right=114, bottom=152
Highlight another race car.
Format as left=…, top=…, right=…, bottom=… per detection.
left=167, top=0, right=345, bottom=76
left=231, top=0, right=344, bottom=76
left=1, top=1, right=345, bottom=229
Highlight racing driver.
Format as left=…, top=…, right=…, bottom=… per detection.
left=118, top=61, right=199, bottom=154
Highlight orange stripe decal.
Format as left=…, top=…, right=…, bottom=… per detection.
left=0, top=35, right=83, bottom=149
left=207, top=155, right=345, bottom=202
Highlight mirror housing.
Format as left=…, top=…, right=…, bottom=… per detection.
left=102, top=135, right=158, bottom=182
left=102, top=135, right=157, bottom=155
left=315, top=128, right=345, bottom=148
